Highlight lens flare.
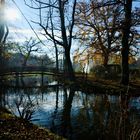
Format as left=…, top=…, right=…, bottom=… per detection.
left=5, top=8, right=20, bottom=21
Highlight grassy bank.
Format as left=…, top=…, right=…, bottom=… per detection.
left=0, top=107, right=66, bottom=140
left=75, top=75, right=140, bottom=96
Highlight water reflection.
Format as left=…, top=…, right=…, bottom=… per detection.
left=6, top=74, right=55, bottom=87
left=1, top=86, right=140, bottom=140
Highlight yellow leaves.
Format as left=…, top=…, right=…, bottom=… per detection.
left=0, top=117, right=66, bottom=140
left=3, top=52, right=12, bottom=59
left=81, top=31, right=88, bottom=38
left=0, top=113, right=13, bottom=120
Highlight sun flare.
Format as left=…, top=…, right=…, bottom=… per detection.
left=5, top=8, right=20, bottom=21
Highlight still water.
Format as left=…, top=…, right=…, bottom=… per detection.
left=1, top=84, right=140, bottom=140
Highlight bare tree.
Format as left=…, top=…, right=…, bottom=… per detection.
left=75, top=0, right=123, bottom=66
left=15, top=37, right=41, bottom=67
left=24, top=0, right=77, bottom=81
left=75, top=0, right=139, bottom=85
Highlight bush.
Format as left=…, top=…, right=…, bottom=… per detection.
left=90, top=64, right=121, bottom=80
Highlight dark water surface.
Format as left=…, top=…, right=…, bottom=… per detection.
left=1, top=84, right=140, bottom=140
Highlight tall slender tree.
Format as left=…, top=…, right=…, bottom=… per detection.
left=24, top=0, right=77, bottom=81
left=121, top=0, right=133, bottom=85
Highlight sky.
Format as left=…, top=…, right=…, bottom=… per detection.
left=5, top=0, right=79, bottom=59
left=5, top=0, right=58, bottom=57
left=4, top=0, right=140, bottom=58
left=6, top=0, right=41, bottom=42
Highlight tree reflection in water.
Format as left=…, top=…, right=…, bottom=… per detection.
left=61, top=87, right=75, bottom=139
left=0, top=87, right=39, bottom=120
left=1, top=86, right=140, bottom=140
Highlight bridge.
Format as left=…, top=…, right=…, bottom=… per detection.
left=0, top=66, right=64, bottom=76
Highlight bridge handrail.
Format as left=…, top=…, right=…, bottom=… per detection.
left=0, top=66, right=64, bottom=74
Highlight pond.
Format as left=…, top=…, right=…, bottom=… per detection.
left=1, top=83, right=140, bottom=140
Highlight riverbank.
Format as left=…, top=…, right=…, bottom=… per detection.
left=2, top=74, right=140, bottom=96
left=0, top=107, right=65, bottom=140
left=76, top=77, right=140, bottom=96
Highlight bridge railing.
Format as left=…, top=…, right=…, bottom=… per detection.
left=0, top=66, right=64, bottom=75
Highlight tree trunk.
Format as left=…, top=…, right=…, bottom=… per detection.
left=103, top=54, right=109, bottom=66
left=121, top=0, right=132, bottom=85
left=58, top=0, right=75, bottom=81
left=0, top=0, right=5, bottom=69
left=0, top=0, right=6, bottom=84
left=121, top=45, right=129, bottom=85
left=55, top=45, right=59, bottom=73
left=64, top=49, right=75, bottom=81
